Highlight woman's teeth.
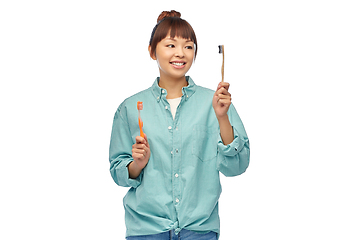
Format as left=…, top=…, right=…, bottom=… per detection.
left=171, top=62, right=185, bottom=66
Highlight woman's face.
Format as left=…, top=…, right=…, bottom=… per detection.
left=150, top=34, right=195, bottom=80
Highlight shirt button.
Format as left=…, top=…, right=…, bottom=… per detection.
left=168, top=126, right=172, bottom=130
left=175, top=173, right=179, bottom=178
left=176, top=149, right=179, bottom=153
left=176, top=198, right=179, bottom=203
left=162, top=90, right=165, bottom=94
left=165, top=106, right=168, bottom=110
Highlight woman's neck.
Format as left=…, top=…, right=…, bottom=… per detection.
left=158, top=75, right=188, bottom=99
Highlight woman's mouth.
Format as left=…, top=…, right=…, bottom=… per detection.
left=170, top=62, right=186, bottom=69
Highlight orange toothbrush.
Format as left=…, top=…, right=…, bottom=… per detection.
left=137, top=101, right=144, bottom=138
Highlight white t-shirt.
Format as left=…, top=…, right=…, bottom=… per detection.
left=167, top=97, right=181, bottom=120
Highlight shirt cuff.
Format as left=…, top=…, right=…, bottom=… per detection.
left=124, top=160, right=143, bottom=188
left=217, top=126, right=247, bottom=156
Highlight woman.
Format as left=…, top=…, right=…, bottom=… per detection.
left=109, top=10, right=250, bottom=240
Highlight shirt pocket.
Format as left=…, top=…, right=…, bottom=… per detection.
left=192, top=124, right=218, bottom=162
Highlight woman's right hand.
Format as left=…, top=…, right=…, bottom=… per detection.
left=128, top=134, right=150, bottom=179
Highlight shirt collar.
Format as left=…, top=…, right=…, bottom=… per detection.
left=151, top=76, right=196, bottom=102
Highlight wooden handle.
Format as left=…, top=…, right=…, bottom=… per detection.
left=221, top=45, right=224, bottom=82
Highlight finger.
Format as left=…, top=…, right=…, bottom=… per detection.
left=217, top=87, right=230, bottom=97
left=135, top=136, right=145, bottom=144
left=216, top=92, right=231, bottom=103
left=217, top=95, right=232, bottom=105
left=132, top=153, right=145, bottom=161
left=217, top=82, right=230, bottom=91
left=216, top=83, right=230, bottom=91
left=132, top=147, right=144, bottom=154
left=218, top=93, right=231, bottom=100
left=217, top=99, right=232, bottom=107
left=133, top=144, right=145, bottom=150
left=132, top=148, right=146, bottom=157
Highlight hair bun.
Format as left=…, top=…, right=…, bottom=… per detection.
left=157, top=10, right=181, bottom=23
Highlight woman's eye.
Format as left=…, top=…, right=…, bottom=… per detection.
left=185, top=46, right=193, bottom=50
left=167, top=44, right=175, bottom=48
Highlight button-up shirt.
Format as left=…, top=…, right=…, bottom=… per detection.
left=109, top=76, right=250, bottom=238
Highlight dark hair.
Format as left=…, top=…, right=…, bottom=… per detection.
left=149, top=10, right=198, bottom=58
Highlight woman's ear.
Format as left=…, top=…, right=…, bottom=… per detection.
left=148, top=45, right=157, bottom=60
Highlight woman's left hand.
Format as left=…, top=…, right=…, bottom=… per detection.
left=212, top=82, right=232, bottom=119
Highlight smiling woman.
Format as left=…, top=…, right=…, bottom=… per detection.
left=109, top=10, right=250, bottom=240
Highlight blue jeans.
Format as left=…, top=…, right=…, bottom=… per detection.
left=126, top=229, right=217, bottom=240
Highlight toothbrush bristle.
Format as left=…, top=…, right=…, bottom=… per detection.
left=218, top=45, right=224, bottom=54
left=137, top=101, right=143, bottom=110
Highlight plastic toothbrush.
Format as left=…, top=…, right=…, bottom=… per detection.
left=137, top=101, right=144, bottom=138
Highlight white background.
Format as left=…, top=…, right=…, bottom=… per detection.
left=1, top=0, right=359, bottom=239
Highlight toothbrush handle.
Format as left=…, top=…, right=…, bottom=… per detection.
left=221, top=47, right=224, bottom=82
left=139, top=118, right=144, bottom=138
left=221, top=63, right=224, bottom=82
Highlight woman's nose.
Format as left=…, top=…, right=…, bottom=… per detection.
left=174, top=47, right=184, bottom=58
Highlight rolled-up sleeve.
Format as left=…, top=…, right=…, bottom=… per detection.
left=109, top=105, right=143, bottom=188
left=217, top=105, right=250, bottom=177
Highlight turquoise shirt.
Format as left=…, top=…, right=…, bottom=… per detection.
left=109, top=76, right=250, bottom=238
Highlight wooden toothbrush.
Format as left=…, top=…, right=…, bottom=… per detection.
left=218, top=45, right=224, bottom=82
